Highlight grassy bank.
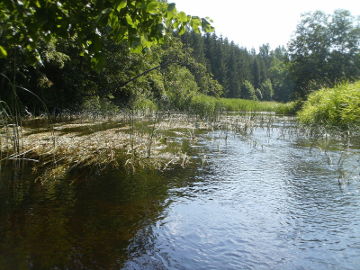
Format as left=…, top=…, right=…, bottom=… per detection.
left=189, top=95, right=297, bottom=117
left=298, top=81, right=360, bottom=129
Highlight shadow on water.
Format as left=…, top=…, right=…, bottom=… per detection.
left=0, top=162, right=201, bottom=270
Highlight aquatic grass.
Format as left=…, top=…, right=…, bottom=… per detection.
left=298, top=81, right=360, bottom=130
left=188, top=94, right=297, bottom=117
left=0, top=72, right=55, bottom=166
left=0, top=113, right=207, bottom=179
left=8, top=108, right=357, bottom=182
left=0, top=111, right=266, bottom=179
left=218, top=98, right=295, bottom=114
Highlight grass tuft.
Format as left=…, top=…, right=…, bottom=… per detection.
left=298, top=81, right=360, bottom=129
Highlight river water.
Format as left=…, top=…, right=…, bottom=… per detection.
left=1, top=117, right=360, bottom=270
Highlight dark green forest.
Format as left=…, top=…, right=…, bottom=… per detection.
left=0, top=1, right=359, bottom=115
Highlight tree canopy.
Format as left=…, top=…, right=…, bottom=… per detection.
left=288, top=9, right=360, bottom=97
left=0, top=0, right=213, bottom=63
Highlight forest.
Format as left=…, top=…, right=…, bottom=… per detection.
left=1, top=1, right=359, bottom=116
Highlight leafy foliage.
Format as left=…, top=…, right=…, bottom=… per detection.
left=288, top=10, right=360, bottom=97
left=241, top=80, right=257, bottom=100
left=298, top=81, right=360, bottom=128
left=0, top=0, right=213, bottom=64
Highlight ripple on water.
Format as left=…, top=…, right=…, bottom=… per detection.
left=124, top=125, right=360, bottom=270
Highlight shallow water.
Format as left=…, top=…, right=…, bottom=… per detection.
left=1, top=117, right=360, bottom=270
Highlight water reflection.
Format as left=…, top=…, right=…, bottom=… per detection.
left=0, top=166, right=176, bottom=270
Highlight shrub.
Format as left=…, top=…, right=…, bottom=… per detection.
left=298, top=81, right=360, bottom=128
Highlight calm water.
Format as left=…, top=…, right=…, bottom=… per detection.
left=1, top=117, right=360, bottom=270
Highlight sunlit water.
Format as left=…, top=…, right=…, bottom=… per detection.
left=1, top=117, right=360, bottom=270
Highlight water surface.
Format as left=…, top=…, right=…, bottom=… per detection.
left=1, top=117, right=360, bottom=270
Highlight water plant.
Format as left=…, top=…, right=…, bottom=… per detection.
left=298, top=81, right=360, bottom=129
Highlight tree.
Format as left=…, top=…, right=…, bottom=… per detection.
left=260, top=79, right=274, bottom=100
left=288, top=9, right=360, bottom=97
left=0, top=0, right=213, bottom=64
left=0, top=0, right=216, bottom=114
left=241, top=80, right=257, bottom=100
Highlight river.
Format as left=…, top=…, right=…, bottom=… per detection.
left=1, top=116, right=359, bottom=270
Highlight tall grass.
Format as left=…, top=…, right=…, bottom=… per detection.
left=298, top=81, right=360, bottom=129
left=0, top=72, right=52, bottom=162
left=188, top=94, right=297, bottom=117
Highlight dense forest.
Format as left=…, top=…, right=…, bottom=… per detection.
left=0, top=1, right=359, bottom=115
left=181, top=9, right=360, bottom=101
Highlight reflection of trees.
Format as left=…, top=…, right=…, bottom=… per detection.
left=0, top=165, right=172, bottom=270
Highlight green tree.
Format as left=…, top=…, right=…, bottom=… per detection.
left=288, top=9, right=360, bottom=97
left=260, top=79, right=274, bottom=100
left=0, top=0, right=213, bottom=63
left=241, top=80, right=257, bottom=100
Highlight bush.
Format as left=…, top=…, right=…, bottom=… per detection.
left=189, top=95, right=224, bottom=118
left=81, top=96, right=119, bottom=116
left=132, top=97, right=158, bottom=111
left=298, top=81, right=360, bottom=128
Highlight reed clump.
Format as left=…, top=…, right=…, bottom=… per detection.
left=298, top=81, right=360, bottom=130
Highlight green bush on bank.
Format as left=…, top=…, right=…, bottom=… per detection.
left=297, top=81, right=360, bottom=128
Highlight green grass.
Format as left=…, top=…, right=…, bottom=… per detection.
left=298, top=81, right=360, bottom=128
left=188, top=94, right=297, bottom=116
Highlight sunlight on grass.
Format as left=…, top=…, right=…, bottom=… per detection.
left=298, top=81, right=360, bottom=129
left=189, top=94, right=297, bottom=116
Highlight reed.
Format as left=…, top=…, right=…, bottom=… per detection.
left=298, top=81, right=360, bottom=130
left=188, top=94, right=297, bottom=117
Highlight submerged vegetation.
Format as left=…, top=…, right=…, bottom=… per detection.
left=0, top=112, right=269, bottom=180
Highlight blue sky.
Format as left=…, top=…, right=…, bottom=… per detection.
left=173, top=0, right=360, bottom=50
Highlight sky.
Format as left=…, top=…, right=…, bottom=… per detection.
left=173, top=0, right=360, bottom=50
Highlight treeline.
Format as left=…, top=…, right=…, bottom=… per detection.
left=181, top=32, right=294, bottom=101
left=181, top=9, right=359, bottom=102
left=0, top=34, right=223, bottom=114
left=0, top=3, right=359, bottom=115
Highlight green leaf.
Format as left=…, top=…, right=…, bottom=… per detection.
left=0, top=46, right=7, bottom=58
left=115, top=0, right=127, bottom=12
left=108, top=11, right=119, bottom=27
left=146, top=1, right=159, bottom=13
left=179, top=25, right=186, bottom=35
left=166, top=3, right=177, bottom=19
left=178, top=12, right=187, bottom=22
left=126, top=14, right=134, bottom=26
left=167, top=3, right=176, bottom=12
